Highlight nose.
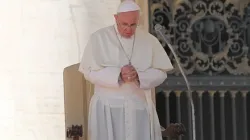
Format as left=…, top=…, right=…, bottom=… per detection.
left=126, top=27, right=133, bottom=33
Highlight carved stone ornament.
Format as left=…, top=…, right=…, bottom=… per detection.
left=150, top=0, right=250, bottom=76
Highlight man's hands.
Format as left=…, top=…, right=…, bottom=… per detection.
left=120, top=65, right=139, bottom=83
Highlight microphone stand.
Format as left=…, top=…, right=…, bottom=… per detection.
left=154, top=24, right=196, bottom=140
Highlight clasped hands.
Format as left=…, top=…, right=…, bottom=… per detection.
left=120, top=64, right=139, bottom=83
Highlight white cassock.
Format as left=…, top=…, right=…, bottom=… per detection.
left=79, top=24, right=173, bottom=140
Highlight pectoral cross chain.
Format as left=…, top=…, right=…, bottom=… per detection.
left=113, top=26, right=135, bottom=65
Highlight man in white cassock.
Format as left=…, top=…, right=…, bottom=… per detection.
left=78, top=0, right=174, bottom=140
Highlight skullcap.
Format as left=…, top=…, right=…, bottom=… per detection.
left=117, top=0, right=140, bottom=13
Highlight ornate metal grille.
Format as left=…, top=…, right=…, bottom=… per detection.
left=149, top=0, right=250, bottom=140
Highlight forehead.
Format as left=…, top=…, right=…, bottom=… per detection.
left=117, top=11, right=139, bottom=23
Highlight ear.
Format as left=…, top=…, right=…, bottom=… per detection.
left=114, top=14, right=118, bottom=20
left=114, top=14, right=119, bottom=25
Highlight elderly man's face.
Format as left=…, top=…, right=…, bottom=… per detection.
left=114, top=11, right=139, bottom=38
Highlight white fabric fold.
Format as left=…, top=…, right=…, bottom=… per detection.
left=79, top=67, right=121, bottom=88
left=137, top=68, right=167, bottom=90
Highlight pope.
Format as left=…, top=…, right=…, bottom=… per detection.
left=79, top=0, right=185, bottom=140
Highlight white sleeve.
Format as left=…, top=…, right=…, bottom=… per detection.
left=78, top=34, right=122, bottom=88
left=79, top=66, right=121, bottom=88
left=137, top=68, right=167, bottom=90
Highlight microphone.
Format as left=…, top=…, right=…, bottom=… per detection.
left=154, top=24, right=196, bottom=140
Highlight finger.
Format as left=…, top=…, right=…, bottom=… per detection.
left=122, top=65, right=132, bottom=70
left=121, top=67, right=130, bottom=72
left=122, top=74, right=133, bottom=80
left=122, top=65, right=136, bottom=72
left=126, top=65, right=136, bottom=70
left=126, top=76, right=137, bottom=81
left=129, top=66, right=136, bottom=71
left=122, top=71, right=138, bottom=82
left=125, top=76, right=137, bottom=82
left=127, top=70, right=137, bottom=75
left=121, top=69, right=132, bottom=75
left=130, top=74, right=138, bottom=80
left=122, top=72, right=131, bottom=77
left=122, top=77, right=129, bottom=81
left=125, top=73, right=138, bottom=80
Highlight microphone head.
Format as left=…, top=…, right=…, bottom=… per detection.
left=154, top=24, right=162, bottom=32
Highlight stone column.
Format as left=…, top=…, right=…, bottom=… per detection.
left=135, top=0, right=149, bottom=32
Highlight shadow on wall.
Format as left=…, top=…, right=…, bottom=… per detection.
left=63, top=63, right=94, bottom=140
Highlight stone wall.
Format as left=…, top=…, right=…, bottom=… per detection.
left=0, top=0, right=119, bottom=139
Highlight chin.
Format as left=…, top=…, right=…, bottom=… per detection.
left=123, top=34, right=133, bottom=38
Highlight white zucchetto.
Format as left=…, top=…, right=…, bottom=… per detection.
left=117, top=0, right=140, bottom=13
